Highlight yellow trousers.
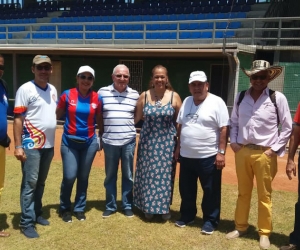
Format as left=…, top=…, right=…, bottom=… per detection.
left=234, top=146, right=277, bottom=236
left=0, top=146, right=6, bottom=198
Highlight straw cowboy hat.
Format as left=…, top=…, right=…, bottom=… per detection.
left=241, top=60, right=283, bottom=81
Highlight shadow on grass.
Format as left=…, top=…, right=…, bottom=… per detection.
left=0, top=213, right=10, bottom=230
left=9, top=199, right=107, bottom=230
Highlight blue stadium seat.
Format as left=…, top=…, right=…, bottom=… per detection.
left=179, top=32, right=191, bottom=39
left=48, top=33, right=56, bottom=39
left=115, top=25, right=125, bottom=31
left=215, top=31, right=224, bottom=38
left=189, top=23, right=200, bottom=30
left=161, top=32, right=171, bottom=39
left=216, top=22, right=227, bottom=29
left=167, top=15, right=177, bottom=21
left=0, top=27, right=5, bottom=32
left=224, top=30, right=235, bottom=37
left=229, top=22, right=242, bottom=29
left=132, top=33, right=143, bottom=39
left=158, top=15, right=168, bottom=21
left=199, top=23, right=209, bottom=29
left=33, top=33, right=43, bottom=39
left=58, top=33, right=66, bottom=39
left=234, top=12, right=247, bottom=18
left=115, top=33, right=124, bottom=39
left=206, top=13, right=215, bottom=19
left=93, top=16, right=101, bottom=22
left=104, top=33, right=112, bottom=39
left=131, top=24, right=143, bottom=31
left=180, top=23, right=189, bottom=30
left=190, top=32, right=201, bottom=39
left=201, top=31, right=213, bottom=39
left=0, top=34, right=6, bottom=39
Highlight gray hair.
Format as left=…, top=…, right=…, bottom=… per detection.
left=112, top=64, right=130, bottom=76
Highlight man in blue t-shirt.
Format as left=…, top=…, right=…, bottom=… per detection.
left=0, top=54, right=10, bottom=237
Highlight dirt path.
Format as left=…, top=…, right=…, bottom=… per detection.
left=6, top=124, right=298, bottom=193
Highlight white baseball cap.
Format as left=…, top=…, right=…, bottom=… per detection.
left=77, top=65, right=95, bottom=77
left=189, top=71, right=207, bottom=84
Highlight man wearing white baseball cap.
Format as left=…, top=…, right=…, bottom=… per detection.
left=174, top=70, right=229, bottom=235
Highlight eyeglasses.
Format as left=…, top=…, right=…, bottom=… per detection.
left=251, top=75, right=268, bottom=80
left=36, top=65, right=51, bottom=71
left=186, top=113, right=199, bottom=119
left=0, top=65, right=4, bottom=70
left=79, top=74, right=94, bottom=81
left=114, top=74, right=129, bottom=79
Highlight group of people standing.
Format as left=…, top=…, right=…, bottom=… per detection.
left=0, top=54, right=299, bottom=250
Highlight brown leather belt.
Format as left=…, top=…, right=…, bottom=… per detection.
left=239, top=144, right=270, bottom=151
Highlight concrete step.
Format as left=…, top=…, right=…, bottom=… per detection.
left=251, top=3, right=270, bottom=11
left=247, top=10, right=266, bottom=18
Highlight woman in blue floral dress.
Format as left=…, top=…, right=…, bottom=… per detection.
left=133, top=65, right=182, bottom=220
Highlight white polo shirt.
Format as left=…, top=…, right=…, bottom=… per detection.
left=98, top=84, right=139, bottom=146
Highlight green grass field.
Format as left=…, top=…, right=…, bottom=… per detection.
left=0, top=156, right=297, bottom=250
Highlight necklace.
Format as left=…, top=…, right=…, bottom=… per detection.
left=154, top=90, right=165, bottom=108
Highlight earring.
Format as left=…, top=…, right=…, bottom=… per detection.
left=152, top=84, right=154, bottom=88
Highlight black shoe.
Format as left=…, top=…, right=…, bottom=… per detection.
left=74, top=212, right=86, bottom=221
left=61, top=211, right=72, bottom=223
left=175, top=219, right=194, bottom=228
left=123, top=209, right=134, bottom=218
left=102, top=210, right=115, bottom=218
left=36, top=216, right=50, bottom=226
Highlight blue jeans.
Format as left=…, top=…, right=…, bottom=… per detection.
left=290, top=152, right=300, bottom=246
left=179, top=155, right=222, bottom=228
left=103, top=138, right=136, bottom=211
left=59, top=137, right=98, bottom=213
left=20, top=148, right=54, bottom=228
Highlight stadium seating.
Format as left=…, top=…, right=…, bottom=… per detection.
left=0, top=0, right=255, bottom=42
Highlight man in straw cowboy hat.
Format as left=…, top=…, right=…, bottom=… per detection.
left=225, top=60, right=293, bottom=249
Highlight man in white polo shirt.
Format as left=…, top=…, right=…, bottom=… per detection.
left=174, top=70, right=229, bottom=235
left=98, top=64, right=139, bottom=218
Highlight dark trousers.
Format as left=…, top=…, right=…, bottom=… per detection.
left=290, top=152, right=300, bottom=246
left=179, top=155, right=222, bottom=228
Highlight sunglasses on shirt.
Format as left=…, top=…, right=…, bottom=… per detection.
left=78, top=74, right=94, bottom=81
left=250, top=75, right=268, bottom=80
left=36, top=65, right=51, bottom=71
left=0, top=65, right=4, bottom=70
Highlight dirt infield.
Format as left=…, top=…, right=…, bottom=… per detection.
left=6, top=123, right=298, bottom=193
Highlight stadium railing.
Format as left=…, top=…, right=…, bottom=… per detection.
left=0, top=16, right=299, bottom=46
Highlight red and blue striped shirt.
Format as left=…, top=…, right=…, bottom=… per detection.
left=57, top=88, right=102, bottom=140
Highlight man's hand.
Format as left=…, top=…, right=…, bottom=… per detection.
left=14, top=148, right=27, bottom=162
left=230, top=143, right=242, bottom=153
left=264, top=148, right=277, bottom=158
left=286, top=160, right=297, bottom=180
left=215, top=153, right=225, bottom=170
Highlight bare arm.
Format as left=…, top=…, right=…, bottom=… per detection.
left=172, top=92, right=182, bottom=123
left=134, top=91, right=146, bottom=125
left=215, top=126, right=229, bottom=169
left=96, top=113, right=104, bottom=137
left=56, top=107, right=65, bottom=121
left=286, top=124, right=300, bottom=180
left=174, top=124, right=182, bottom=162
left=13, top=114, right=26, bottom=162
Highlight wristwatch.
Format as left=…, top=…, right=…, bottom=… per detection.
left=218, top=149, right=225, bottom=155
